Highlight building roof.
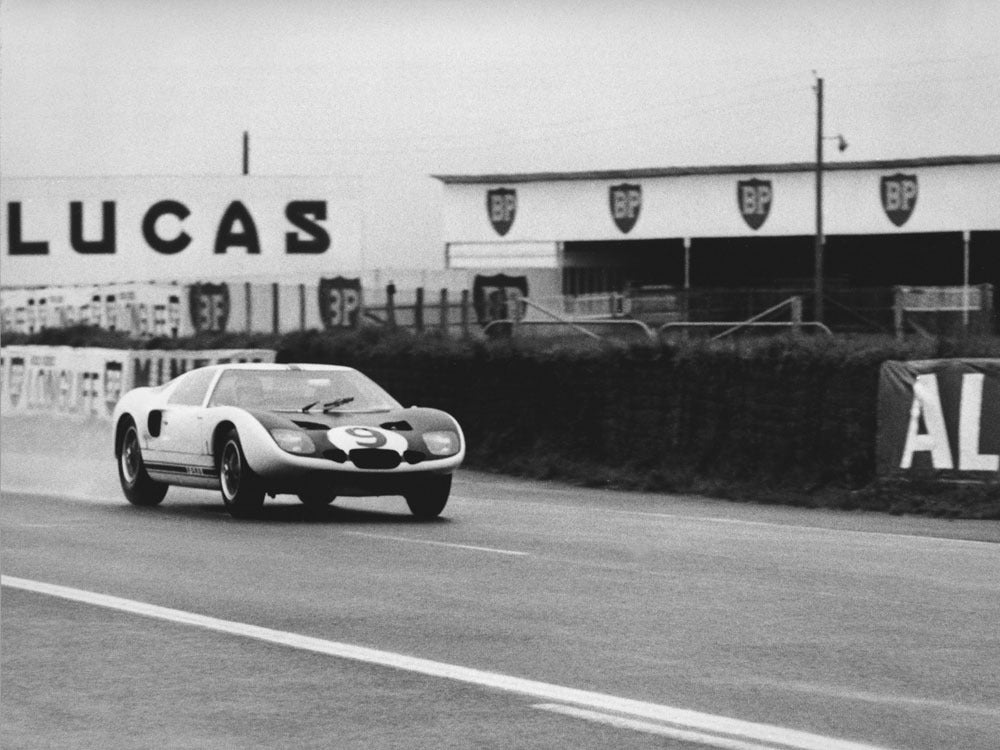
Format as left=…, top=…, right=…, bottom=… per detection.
left=432, top=154, right=1000, bottom=185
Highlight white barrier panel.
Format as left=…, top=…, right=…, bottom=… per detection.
left=1, top=283, right=190, bottom=338
left=0, top=347, right=275, bottom=421
left=127, top=349, right=275, bottom=389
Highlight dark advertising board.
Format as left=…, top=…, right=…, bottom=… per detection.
left=877, top=359, right=1000, bottom=479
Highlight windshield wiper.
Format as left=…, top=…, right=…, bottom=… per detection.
left=323, top=397, right=355, bottom=412
left=300, top=401, right=320, bottom=412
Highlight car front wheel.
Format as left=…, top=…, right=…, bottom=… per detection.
left=118, top=422, right=168, bottom=506
left=219, top=429, right=265, bottom=519
left=404, top=474, right=451, bottom=519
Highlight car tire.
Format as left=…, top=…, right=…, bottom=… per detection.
left=219, top=429, right=265, bottom=519
left=118, top=422, right=168, bottom=506
left=297, top=491, right=336, bottom=508
left=404, top=474, right=451, bottom=519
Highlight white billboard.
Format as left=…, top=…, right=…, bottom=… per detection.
left=441, top=162, right=1000, bottom=243
left=1, top=176, right=363, bottom=286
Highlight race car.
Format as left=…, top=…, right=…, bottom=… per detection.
left=112, top=363, right=464, bottom=519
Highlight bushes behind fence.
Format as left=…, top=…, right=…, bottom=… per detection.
left=272, top=330, right=1000, bottom=496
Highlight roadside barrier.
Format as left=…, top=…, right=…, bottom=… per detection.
left=0, top=346, right=275, bottom=421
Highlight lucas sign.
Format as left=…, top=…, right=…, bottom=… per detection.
left=877, top=360, right=1000, bottom=478
left=2, top=176, right=362, bottom=286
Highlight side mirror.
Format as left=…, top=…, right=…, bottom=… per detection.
left=147, top=410, right=163, bottom=437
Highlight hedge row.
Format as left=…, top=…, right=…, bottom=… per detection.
left=10, top=325, right=1000, bottom=516
left=270, top=331, right=964, bottom=488
left=272, top=330, right=1000, bottom=518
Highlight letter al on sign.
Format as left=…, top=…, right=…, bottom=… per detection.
left=899, top=372, right=999, bottom=472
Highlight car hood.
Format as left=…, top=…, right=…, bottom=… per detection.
left=246, top=405, right=462, bottom=456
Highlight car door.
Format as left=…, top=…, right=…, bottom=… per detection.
left=151, top=367, right=217, bottom=472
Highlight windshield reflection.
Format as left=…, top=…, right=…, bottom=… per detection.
left=208, top=369, right=401, bottom=412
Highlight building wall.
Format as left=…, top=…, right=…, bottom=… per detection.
left=440, top=160, right=1000, bottom=245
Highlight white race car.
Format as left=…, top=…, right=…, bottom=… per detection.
left=112, top=363, right=465, bottom=518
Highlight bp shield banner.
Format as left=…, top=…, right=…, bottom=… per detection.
left=877, top=359, right=1000, bottom=478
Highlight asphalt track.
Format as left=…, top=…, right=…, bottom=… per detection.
left=2, top=415, right=999, bottom=749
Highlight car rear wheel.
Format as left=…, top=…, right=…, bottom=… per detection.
left=404, top=474, right=451, bottom=519
left=297, top=491, right=336, bottom=508
left=118, top=423, right=168, bottom=506
left=219, top=429, right=265, bottom=519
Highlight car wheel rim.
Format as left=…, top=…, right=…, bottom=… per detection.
left=221, top=442, right=241, bottom=499
left=121, top=428, right=140, bottom=484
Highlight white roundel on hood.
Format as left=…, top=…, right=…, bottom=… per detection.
left=327, top=426, right=409, bottom=454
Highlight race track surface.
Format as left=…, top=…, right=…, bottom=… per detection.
left=2, top=415, right=999, bottom=750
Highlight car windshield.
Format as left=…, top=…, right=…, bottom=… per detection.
left=208, top=369, right=401, bottom=412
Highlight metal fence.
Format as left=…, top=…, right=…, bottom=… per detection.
left=0, top=282, right=481, bottom=339
left=4, top=281, right=994, bottom=340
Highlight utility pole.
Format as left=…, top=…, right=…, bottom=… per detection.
left=242, top=131, right=250, bottom=176
left=814, top=76, right=824, bottom=324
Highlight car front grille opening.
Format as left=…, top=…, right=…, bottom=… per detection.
left=324, top=448, right=348, bottom=463
left=349, top=449, right=402, bottom=469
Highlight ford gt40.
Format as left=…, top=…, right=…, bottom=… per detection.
left=112, top=363, right=465, bottom=518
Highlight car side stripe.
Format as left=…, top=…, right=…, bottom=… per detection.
left=144, top=462, right=219, bottom=478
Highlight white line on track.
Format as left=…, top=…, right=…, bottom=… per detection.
left=533, top=704, right=780, bottom=750
left=2, top=575, right=894, bottom=750
left=343, top=530, right=528, bottom=556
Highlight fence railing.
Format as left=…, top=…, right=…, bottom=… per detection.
left=0, top=282, right=481, bottom=339
left=658, top=296, right=832, bottom=341
left=484, top=297, right=655, bottom=343
left=529, top=293, right=629, bottom=320
left=4, top=281, right=994, bottom=339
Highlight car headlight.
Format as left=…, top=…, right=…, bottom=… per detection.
left=269, top=428, right=316, bottom=454
left=422, top=430, right=459, bottom=456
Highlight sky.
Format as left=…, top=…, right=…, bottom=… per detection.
left=2, top=0, right=999, bottom=271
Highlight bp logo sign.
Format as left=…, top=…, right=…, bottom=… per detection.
left=486, top=188, right=517, bottom=236
left=737, top=178, right=772, bottom=230
left=609, top=183, right=641, bottom=234
left=881, top=173, right=918, bottom=227
left=189, top=283, right=230, bottom=333
left=318, top=276, right=362, bottom=330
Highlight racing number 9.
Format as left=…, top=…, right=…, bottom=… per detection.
left=345, top=427, right=387, bottom=448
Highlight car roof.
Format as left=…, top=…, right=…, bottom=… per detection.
left=206, top=363, right=356, bottom=373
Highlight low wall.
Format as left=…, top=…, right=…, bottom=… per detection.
left=0, top=346, right=274, bottom=421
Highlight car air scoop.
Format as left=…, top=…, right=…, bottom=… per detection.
left=380, top=421, right=413, bottom=431
left=292, top=420, right=330, bottom=430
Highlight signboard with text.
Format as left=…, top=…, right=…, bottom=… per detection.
left=0, top=346, right=275, bottom=420
left=2, top=176, right=362, bottom=286
left=877, top=359, right=1000, bottom=479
